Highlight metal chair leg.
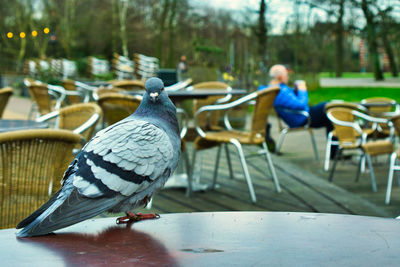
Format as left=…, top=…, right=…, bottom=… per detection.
left=190, top=148, right=198, bottom=185
left=224, top=144, right=234, bottom=179
left=324, top=132, right=333, bottom=171
left=275, top=128, right=288, bottom=154
left=191, top=149, right=202, bottom=184
left=355, top=153, right=363, bottom=182
left=309, top=129, right=319, bottom=161
left=230, top=139, right=257, bottom=203
left=385, top=152, right=397, bottom=204
left=329, top=148, right=342, bottom=182
left=262, top=142, right=281, bottom=193
left=183, top=146, right=192, bottom=197
left=365, top=154, right=377, bottom=192
left=212, top=145, right=222, bottom=189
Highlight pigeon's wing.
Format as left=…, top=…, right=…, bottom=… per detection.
left=74, top=118, right=176, bottom=198
left=16, top=119, right=177, bottom=237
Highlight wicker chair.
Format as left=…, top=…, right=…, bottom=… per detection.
left=0, top=87, right=13, bottom=118
left=386, top=114, right=400, bottom=204
left=24, top=79, right=82, bottom=118
left=361, top=97, right=398, bottom=138
left=24, top=79, right=55, bottom=117
left=323, top=101, right=371, bottom=171
left=327, top=107, right=394, bottom=192
left=184, top=81, right=232, bottom=142
left=110, top=79, right=145, bottom=91
left=191, top=86, right=281, bottom=203
left=0, top=129, right=82, bottom=229
left=97, top=93, right=142, bottom=126
left=361, top=97, right=397, bottom=114
left=36, top=103, right=102, bottom=142
left=62, top=80, right=98, bottom=103
left=61, top=79, right=83, bottom=104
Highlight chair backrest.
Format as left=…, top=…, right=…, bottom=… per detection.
left=58, top=103, right=102, bottom=141
left=111, top=79, right=145, bottom=91
left=62, top=79, right=82, bottom=104
left=97, top=93, right=142, bottom=125
left=133, top=53, right=159, bottom=80
left=361, top=97, right=396, bottom=114
left=391, top=114, right=400, bottom=137
left=112, top=53, right=134, bottom=80
left=24, top=79, right=53, bottom=115
left=88, top=56, right=110, bottom=77
left=192, top=81, right=231, bottom=130
left=250, top=86, right=280, bottom=139
left=327, top=107, right=359, bottom=146
left=0, top=87, right=13, bottom=118
left=0, top=129, right=82, bottom=229
left=325, top=101, right=368, bottom=113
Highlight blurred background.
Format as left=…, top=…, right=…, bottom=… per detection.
left=0, top=0, right=399, bottom=99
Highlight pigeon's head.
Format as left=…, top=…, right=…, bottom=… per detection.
left=145, top=77, right=164, bottom=103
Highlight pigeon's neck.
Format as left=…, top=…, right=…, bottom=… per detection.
left=134, top=97, right=179, bottom=136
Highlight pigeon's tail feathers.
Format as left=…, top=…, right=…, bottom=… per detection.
left=16, top=189, right=63, bottom=229
left=16, top=187, right=120, bottom=237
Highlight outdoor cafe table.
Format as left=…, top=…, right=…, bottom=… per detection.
left=0, top=119, right=48, bottom=133
left=1, top=212, right=399, bottom=266
left=124, top=88, right=248, bottom=102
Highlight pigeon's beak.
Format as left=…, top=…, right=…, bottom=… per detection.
left=149, top=92, right=159, bottom=102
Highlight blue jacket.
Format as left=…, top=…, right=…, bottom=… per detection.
left=258, top=83, right=309, bottom=128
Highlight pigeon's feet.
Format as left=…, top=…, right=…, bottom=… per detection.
left=116, top=212, right=160, bottom=224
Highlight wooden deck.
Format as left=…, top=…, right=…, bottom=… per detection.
left=3, top=96, right=397, bottom=219
left=130, top=144, right=390, bottom=218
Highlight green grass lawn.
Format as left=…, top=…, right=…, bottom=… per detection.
left=319, top=72, right=396, bottom=78
left=308, top=87, right=400, bottom=105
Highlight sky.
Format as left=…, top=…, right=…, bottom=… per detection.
left=191, top=0, right=400, bottom=34
left=191, top=0, right=327, bottom=34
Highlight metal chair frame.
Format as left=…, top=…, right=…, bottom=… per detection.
left=327, top=108, right=393, bottom=192
left=275, top=108, right=319, bottom=161
left=192, top=88, right=281, bottom=203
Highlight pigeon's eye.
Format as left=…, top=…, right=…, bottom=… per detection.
left=161, top=87, right=164, bottom=91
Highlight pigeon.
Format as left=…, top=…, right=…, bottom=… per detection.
left=16, top=77, right=181, bottom=237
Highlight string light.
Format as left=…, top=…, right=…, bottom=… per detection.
left=3, top=28, right=50, bottom=39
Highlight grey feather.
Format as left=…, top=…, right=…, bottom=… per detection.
left=16, top=77, right=181, bottom=237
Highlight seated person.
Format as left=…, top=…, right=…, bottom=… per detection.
left=259, top=64, right=336, bottom=157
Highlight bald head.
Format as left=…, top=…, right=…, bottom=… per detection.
left=269, top=64, right=289, bottom=84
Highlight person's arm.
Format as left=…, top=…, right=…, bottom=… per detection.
left=274, top=84, right=308, bottom=110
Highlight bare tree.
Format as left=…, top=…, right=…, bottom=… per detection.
left=376, top=6, right=398, bottom=77
left=352, top=0, right=384, bottom=80
left=256, top=0, right=268, bottom=69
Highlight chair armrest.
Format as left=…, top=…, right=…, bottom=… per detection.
left=176, top=108, right=188, bottom=139
left=35, top=110, right=60, bottom=122
left=327, top=112, right=363, bottom=136
left=353, top=110, right=390, bottom=124
left=165, top=78, right=193, bottom=92
left=195, top=91, right=257, bottom=137
left=73, top=113, right=101, bottom=135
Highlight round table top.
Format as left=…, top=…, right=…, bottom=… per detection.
left=2, top=212, right=400, bottom=266
left=0, top=119, right=48, bottom=133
